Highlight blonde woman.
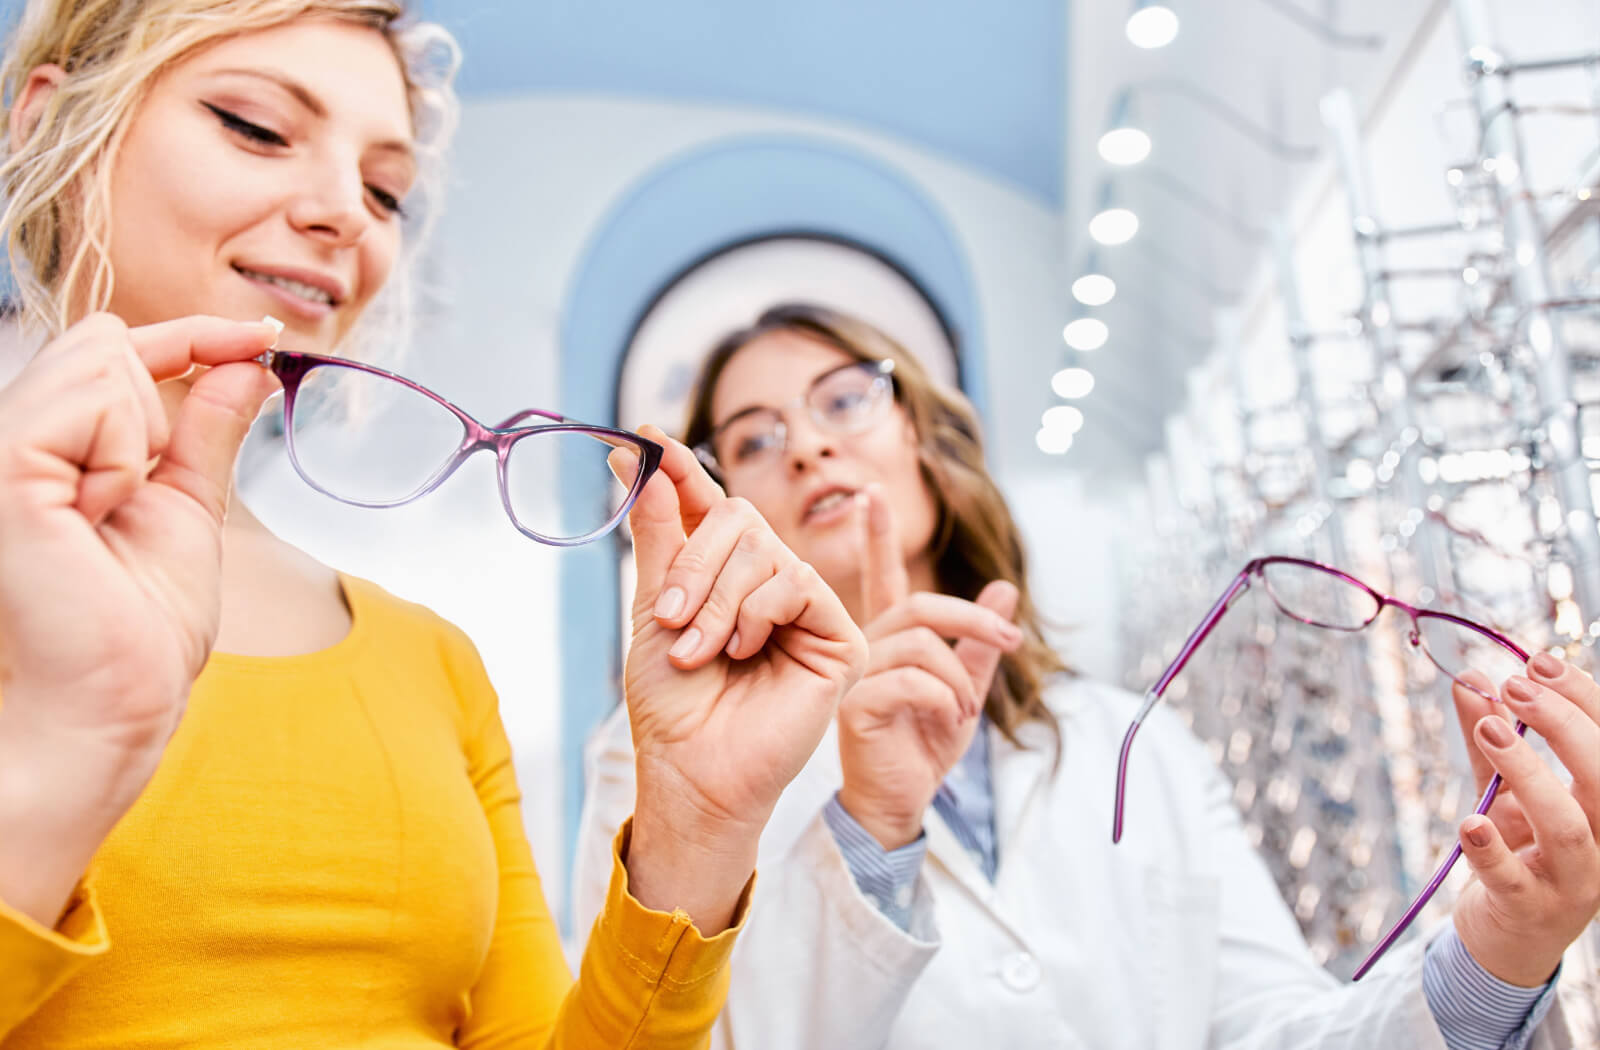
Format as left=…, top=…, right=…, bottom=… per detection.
left=575, top=303, right=1596, bottom=1049
left=0, top=6, right=866, bottom=1047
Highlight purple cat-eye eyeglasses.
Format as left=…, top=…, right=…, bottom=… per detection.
left=257, top=348, right=662, bottom=547
left=1112, top=555, right=1531, bottom=981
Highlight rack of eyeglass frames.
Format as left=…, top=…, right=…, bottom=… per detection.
left=1116, top=2, right=1600, bottom=1027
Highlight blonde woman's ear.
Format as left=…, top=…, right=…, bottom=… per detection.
left=10, top=64, right=65, bottom=148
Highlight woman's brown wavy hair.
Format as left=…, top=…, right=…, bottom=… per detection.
left=682, top=302, right=1070, bottom=751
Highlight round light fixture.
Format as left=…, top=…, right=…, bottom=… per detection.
left=1036, top=427, right=1075, bottom=455
left=1051, top=367, right=1096, bottom=399
left=1042, top=405, right=1085, bottom=434
left=1062, top=317, right=1109, bottom=351
left=1097, top=127, right=1151, bottom=166
left=1126, top=4, right=1179, bottom=49
left=1089, top=207, right=1139, bottom=246
left=1071, top=273, right=1117, bottom=307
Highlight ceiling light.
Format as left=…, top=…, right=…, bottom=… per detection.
left=1037, top=427, right=1074, bottom=455
left=1089, top=207, right=1139, bottom=245
left=1098, top=127, right=1151, bottom=166
left=1042, top=405, right=1085, bottom=434
left=1072, top=272, right=1116, bottom=306
left=1051, top=367, right=1095, bottom=399
left=1126, top=3, right=1179, bottom=49
left=1062, top=317, right=1109, bottom=351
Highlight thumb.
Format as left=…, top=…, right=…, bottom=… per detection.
left=1458, top=814, right=1531, bottom=899
left=146, top=361, right=280, bottom=523
left=954, top=579, right=1022, bottom=701
left=617, top=447, right=686, bottom=618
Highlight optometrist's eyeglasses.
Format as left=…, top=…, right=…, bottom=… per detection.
left=694, top=359, right=896, bottom=479
left=257, top=349, right=661, bottom=547
left=1112, top=555, right=1531, bottom=981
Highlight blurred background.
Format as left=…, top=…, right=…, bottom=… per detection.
left=13, top=0, right=1597, bottom=1015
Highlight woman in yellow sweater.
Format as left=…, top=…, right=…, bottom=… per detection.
left=0, top=2, right=867, bottom=1047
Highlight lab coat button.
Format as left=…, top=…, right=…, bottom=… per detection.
left=1000, top=951, right=1040, bottom=992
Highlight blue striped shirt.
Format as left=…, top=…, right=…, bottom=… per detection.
left=822, top=719, right=1559, bottom=1050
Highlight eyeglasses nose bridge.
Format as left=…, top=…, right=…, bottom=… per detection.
left=781, top=407, right=839, bottom=460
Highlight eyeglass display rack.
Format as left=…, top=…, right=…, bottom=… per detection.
left=1115, top=1, right=1600, bottom=1025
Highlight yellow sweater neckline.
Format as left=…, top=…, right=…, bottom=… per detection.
left=203, top=573, right=372, bottom=676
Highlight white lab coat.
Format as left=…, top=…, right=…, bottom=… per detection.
left=573, top=676, right=1574, bottom=1049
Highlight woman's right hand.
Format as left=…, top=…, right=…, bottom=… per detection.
left=835, top=485, right=1023, bottom=849
left=0, top=313, right=279, bottom=922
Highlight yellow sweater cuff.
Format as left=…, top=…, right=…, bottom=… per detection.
left=0, top=877, right=108, bottom=1029
left=595, top=817, right=753, bottom=990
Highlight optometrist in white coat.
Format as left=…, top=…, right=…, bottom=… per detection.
left=575, top=307, right=1592, bottom=1050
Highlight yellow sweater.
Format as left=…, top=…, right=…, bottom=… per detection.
left=0, top=576, right=746, bottom=1048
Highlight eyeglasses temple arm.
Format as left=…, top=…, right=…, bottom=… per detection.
left=1113, top=567, right=1256, bottom=844
left=1350, top=725, right=1525, bottom=980
left=494, top=408, right=566, bottom=429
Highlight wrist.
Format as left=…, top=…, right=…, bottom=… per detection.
left=626, top=757, right=765, bottom=934
left=1452, top=914, right=1563, bottom=989
left=0, top=716, right=159, bottom=928
left=625, top=804, right=758, bottom=936
left=836, top=785, right=925, bottom=850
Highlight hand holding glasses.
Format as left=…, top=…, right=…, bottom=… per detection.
left=257, top=348, right=660, bottom=546
left=1112, top=556, right=1536, bottom=980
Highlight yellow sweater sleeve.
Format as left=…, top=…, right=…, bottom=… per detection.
left=0, top=877, right=108, bottom=1035
left=446, top=630, right=748, bottom=1050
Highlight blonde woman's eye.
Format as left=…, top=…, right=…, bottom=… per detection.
left=203, top=102, right=287, bottom=147
left=367, top=185, right=406, bottom=217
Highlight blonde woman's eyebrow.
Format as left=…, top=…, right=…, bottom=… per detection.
left=204, top=67, right=417, bottom=162
left=209, top=67, right=327, bottom=117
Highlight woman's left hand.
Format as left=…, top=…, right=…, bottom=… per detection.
left=1449, top=654, right=1600, bottom=987
left=616, top=426, right=868, bottom=932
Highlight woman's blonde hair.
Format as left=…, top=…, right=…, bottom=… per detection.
left=0, top=0, right=459, bottom=368
left=683, top=302, right=1072, bottom=751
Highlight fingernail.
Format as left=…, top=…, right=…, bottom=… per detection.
left=1465, top=821, right=1491, bottom=848
left=999, top=620, right=1023, bottom=643
left=1529, top=652, right=1562, bottom=678
left=654, top=587, right=686, bottom=621
left=608, top=447, right=641, bottom=484
left=726, top=630, right=741, bottom=656
left=1503, top=676, right=1537, bottom=705
left=668, top=627, right=701, bottom=660
left=261, top=315, right=284, bottom=345
left=1479, top=716, right=1515, bottom=748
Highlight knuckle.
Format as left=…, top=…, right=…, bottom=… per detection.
left=724, top=496, right=758, bottom=522
left=696, top=587, right=741, bottom=625
left=1547, top=699, right=1585, bottom=741
left=1550, top=820, right=1593, bottom=855
left=734, top=527, right=767, bottom=557
left=889, top=666, right=933, bottom=699
left=80, top=311, right=128, bottom=336
left=668, top=545, right=711, bottom=579
left=785, top=558, right=820, bottom=592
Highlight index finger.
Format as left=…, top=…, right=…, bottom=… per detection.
left=1453, top=671, right=1512, bottom=794
left=638, top=423, right=725, bottom=535
left=127, top=315, right=281, bottom=382
left=859, top=483, right=908, bottom=620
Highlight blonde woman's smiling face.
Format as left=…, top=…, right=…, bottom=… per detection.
left=102, top=18, right=415, bottom=351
